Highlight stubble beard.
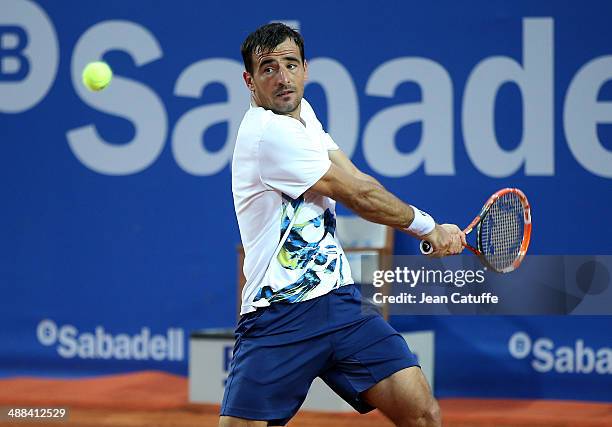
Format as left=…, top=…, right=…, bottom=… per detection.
left=271, top=92, right=302, bottom=116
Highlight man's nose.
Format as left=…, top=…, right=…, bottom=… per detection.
left=277, top=67, right=291, bottom=84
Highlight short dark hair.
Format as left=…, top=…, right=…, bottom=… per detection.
left=241, top=23, right=305, bottom=74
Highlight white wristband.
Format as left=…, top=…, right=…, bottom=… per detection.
left=406, top=206, right=436, bottom=237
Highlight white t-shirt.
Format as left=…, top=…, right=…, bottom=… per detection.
left=232, top=98, right=353, bottom=314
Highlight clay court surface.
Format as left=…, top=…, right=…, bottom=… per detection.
left=0, top=371, right=610, bottom=427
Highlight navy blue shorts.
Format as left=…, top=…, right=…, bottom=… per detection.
left=220, top=284, right=419, bottom=426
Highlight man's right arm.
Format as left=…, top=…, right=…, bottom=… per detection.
left=309, top=163, right=464, bottom=256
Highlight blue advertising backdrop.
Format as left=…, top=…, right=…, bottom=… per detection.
left=1, top=0, right=611, bottom=401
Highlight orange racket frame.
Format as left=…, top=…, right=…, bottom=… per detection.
left=420, top=187, right=532, bottom=273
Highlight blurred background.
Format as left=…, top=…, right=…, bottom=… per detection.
left=1, top=0, right=611, bottom=420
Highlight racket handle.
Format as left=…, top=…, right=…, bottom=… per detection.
left=420, top=240, right=433, bottom=255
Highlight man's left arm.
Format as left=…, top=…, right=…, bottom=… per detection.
left=328, top=149, right=382, bottom=188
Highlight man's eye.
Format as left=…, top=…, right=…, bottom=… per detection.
left=287, top=64, right=297, bottom=70
left=264, top=68, right=274, bottom=74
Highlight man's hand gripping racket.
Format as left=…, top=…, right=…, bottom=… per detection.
left=420, top=188, right=532, bottom=273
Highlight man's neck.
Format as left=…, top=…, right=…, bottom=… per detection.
left=251, top=97, right=302, bottom=121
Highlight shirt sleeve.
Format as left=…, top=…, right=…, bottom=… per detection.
left=258, top=116, right=331, bottom=199
left=300, top=98, right=340, bottom=151
left=322, top=132, right=340, bottom=151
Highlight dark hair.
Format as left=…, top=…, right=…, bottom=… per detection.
left=241, top=23, right=305, bottom=74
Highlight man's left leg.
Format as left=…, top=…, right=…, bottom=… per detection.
left=360, top=366, right=441, bottom=427
left=321, top=286, right=440, bottom=426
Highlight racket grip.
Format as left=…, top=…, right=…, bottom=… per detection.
left=420, top=240, right=434, bottom=255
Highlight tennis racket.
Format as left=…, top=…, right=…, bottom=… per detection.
left=420, top=188, right=532, bottom=273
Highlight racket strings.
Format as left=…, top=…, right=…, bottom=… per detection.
left=479, top=193, right=524, bottom=271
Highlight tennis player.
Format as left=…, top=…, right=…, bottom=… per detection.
left=220, top=23, right=464, bottom=427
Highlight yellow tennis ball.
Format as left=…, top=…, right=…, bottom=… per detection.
left=82, top=61, right=113, bottom=92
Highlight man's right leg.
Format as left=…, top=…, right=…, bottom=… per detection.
left=220, top=301, right=334, bottom=427
left=220, top=333, right=326, bottom=426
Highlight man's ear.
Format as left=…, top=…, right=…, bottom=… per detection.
left=243, top=71, right=254, bottom=91
left=303, top=60, right=308, bottom=81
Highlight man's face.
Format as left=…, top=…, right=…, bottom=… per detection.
left=244, top=38, right=307, bottom=118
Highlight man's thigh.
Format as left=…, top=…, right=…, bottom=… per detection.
left=220, top=335, right=329, bottom=425
left=218, top=416, right=267, bottom=427
left=321, top=329, right=419, bottom=414
left=361, top=366, right=440, bottom=426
